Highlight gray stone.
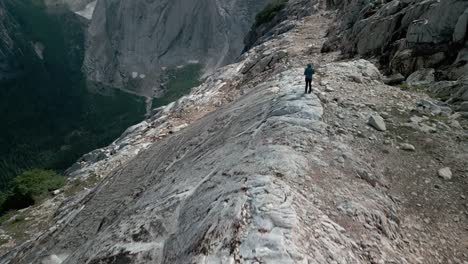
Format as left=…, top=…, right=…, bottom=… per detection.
left=453, top=8, right=468, bottom=42
left=438, top=167, right=453, bottom=180
left=415, top=100, right=452, bottom=116
left=406, top=68, right=435, bottom=86
left=400, top=143, right=415, bottom=151
left=368, top=115, right=387, bottom=131
left=383, top=73, right=405, bottom=85
left=349, top=74, right=363, bottom=83
left=460, top=102, right=468, bottom=112
left=40, top=255, right=65, bottom=264
left=460, top=112, right=468, bottom=119
left=449, top=120, right=462, bottom=129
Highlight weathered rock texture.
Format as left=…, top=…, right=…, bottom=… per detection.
left=323, top=0, right=468, bottom=81
left=83, top=0, right=273, bottom=97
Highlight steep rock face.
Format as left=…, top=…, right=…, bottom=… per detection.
left=323, top=0, right=468, bottom=80
left=43, top=0, right=95, bottom=11
left=0, top=1, right=21, bottom=82
left=83, top=0, right=273, bottom=97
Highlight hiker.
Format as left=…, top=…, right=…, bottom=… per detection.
left=304, top=64, right=315, bottom=94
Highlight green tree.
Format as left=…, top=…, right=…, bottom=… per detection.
left=254, top=0, right=288, bottom=27
left=0, top=169, right=65, bottom=214
left=13, top=169, right=65, bottom=201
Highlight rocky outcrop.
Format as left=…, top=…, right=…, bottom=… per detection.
left=83, top=0, right=274, bottom=97
left=323, top=0, right=468, bottom=80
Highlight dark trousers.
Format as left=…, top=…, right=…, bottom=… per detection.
left=305, top=78, right=312, bottom=93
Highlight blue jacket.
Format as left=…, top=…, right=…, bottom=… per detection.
left=304, top=66, right=315, bottom=79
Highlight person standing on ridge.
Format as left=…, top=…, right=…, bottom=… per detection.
left=304, top=64, right=315, bottom=94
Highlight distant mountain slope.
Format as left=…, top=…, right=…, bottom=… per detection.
left=83, top=0, right=274, bottom=97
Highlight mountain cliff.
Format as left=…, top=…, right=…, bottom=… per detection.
left=322, top=0, right=468, bottom=113
left=83, top=0, right=274, bottom=97
left=323, top=0, right=468, bottom=80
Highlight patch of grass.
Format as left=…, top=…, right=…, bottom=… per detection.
left=63, top=174, right=100, bottom=197
left=254, top=0, right=288, bottom=27
left=0, top=169, right=65, bottom=215
left=429, top=114, right=449, bottom=122
left=398, top=83, right=426, bottom=93
left=0, top=210, right=28, bottom=242
left=152, top=64, right=202, bottom=109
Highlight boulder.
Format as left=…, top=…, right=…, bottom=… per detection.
left=368, top=115, right=387, bottom=131
left=349, top=74, right=363, bottom=83
left=438, top=167, right=453, bottom=180
left=383, top=73, right=405, bottom=85
left=400, top=143, right=415, bottom=151
left=453, top=8, right=468, bottom=43
left=325, top=0, right=468, bottom=79
left=41, top=255, right=64, bottom=264
left=406, top=68, right=435, bottom=86
left=415, top=100, right=452, bottom=116
left=325, top=86, right=335, bottom=92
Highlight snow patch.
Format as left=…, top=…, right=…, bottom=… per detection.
left=75, top=1, right=97, bottom=20
left=33, top=42, right=45, bottom=60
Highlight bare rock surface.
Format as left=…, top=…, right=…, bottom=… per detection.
left=83, top=0, right=273, bottom=97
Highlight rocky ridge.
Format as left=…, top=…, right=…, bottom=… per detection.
left=1, top=1, right=467, bottom=263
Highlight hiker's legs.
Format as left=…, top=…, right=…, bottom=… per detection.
left=307, top=79, right=312, bottom=93
left=305, top=78, right=309, bottom=93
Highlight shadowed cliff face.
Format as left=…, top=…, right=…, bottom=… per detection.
left=322, top=0, right=468, bottom=80
left=83, top=0, right=273, bottom=97
left=0, top=1, right=21, bottom=82
left=0, top=0, right=146, bottom=190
